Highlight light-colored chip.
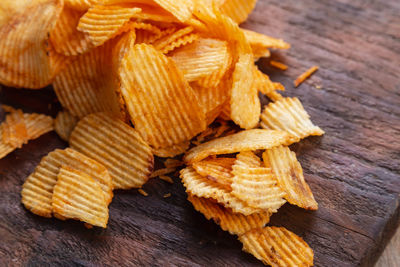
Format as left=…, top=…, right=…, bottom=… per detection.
left=21, top=148, right=113, bottom=218
left=2, top=109, right=28, bottom=148
left=254, top=67, right=284, bottom=96
left=119, top=43, right=206, bottom=149
left=0, top=125, right=15, bottom=159
left=70, top=113, right=154, bottom=189
left=54, top=110, right=79, bottom=142
left=239, top=227, right=314, bottom=267
left=52, top=166, right=109, bottom=228
left=260, top=97, right=324, bottom=141
left=65, top=0, right=101, bottom=11
left=263, top=146, right=318, bottom=210
left=153, top=0, right=194, bottom=22
left=150, top=167, right=176, bottom=178
left=0, top=0, right=31, bottom=28
left=192, top=157, right=235, bottom=190
left=161, top=33, right=199, bottom=54
left=231, top=152, right=286, bottom=212
left=153, top=141, right=190, bottom=158
left=184, top=129, right=295, bottom=164
left=0, top=0, right=64, bottom=88
left=153, top=26, right=194, bottom=53
left=242, top=29, right=290, bottom=59
left=219, top=0, right=257, bottom=24
left=188, top=194, right=271, bottom=235
left=181, top=166, right=262, bottom=215
left=23, top=113, right=54, bottom=140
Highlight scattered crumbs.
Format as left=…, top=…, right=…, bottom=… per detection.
left=84, top=223, right=93, bottom=229
left=314, top=84, right=322, bottom=90
left=150, top=167, right=176, bottom=178
left=270, top=60, right=288, bottom=70
left=138, top=189, right=148, bottom=196
left=159, top=175, right=174, bottom=184
left=294, top=66, right=319, bottom=87
left=163, top=193, right=171, bottom=198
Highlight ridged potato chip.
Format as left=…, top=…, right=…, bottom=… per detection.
left=21, top=147, right=113, bottom=217
left=242, top=29, right=290, bottom=59
left=192, top=157, right=235, bottom=190
left=263, top=146, right=318, bottom=210
left=152, top=0, right=194, bottom=22
left=153, top=26, right=194, bottom=53
left=153, top=141, right=190, bottom=158
left=118, top=43, right=206, bottom=149
left=184, top=129, right=295, bottom=164
left=239, top=227, right=314, bottom=267
left=0, top=0, right=64, bottom=88
left=0, top=125, right=15, bottom=159
left=181, top=166, right=262, bottom=215
left=2, top=109, right=28, bottom=148
left=162, top=33, right=199, bottom=54
left=188, top=194, right=271, bottom=235
left=54, top=110, right=79, bottom=142
left=23, top=113, right=54, bottom=140
left=260, top=97, right=324, bottom=141
left=70, top=113, right=154, bottom=189
left=0, top=0, right=30, bottom=28
left=231, top=152, right=286, bottom=212
left=219, top=0, right=257, bottom=24
left=254, top=67, right=284, bottom=97
left=52, top=166, right=109, bottom=228
left=65, top=0, right=100, bottom=11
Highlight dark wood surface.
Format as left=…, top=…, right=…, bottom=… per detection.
left=1, top=0, right=399, bottom=266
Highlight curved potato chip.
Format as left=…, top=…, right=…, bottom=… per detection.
left=192, top=157, right=235, bottom=190
left=219, top=0, right=257, bottom=24
left=135, top=29, right=160, bottom=44
left=184, top=129, right=295, bottom=164
left=243, top=29, right=290, bottom=52
left=2, top=109, right=28, bottom=148
left=119, top=44, right=206, bottom=148
left=0, top=125, right=15, bottom=159
left=70, top=113, right=154, bottom=189
left=181, top=167, right=262, bottom=215
left=54, top=110, right=79, bottom=142
left=23, top=113, right=54, bottom=140
left=188, top=194, right=271, bottom=235
left=65, top=0, right=101, bottom=11
left=21, top=148, right=113, bottom=218
left=0, top=0, right=31, bottom=28
left=0, top=0, right=64, bottom=88
left=52, top=166, right=109, bottom=228
left=239, top=227, right=314, bottom=267
left=161, top=33, right=199, bottom=54
left=153, top=26, right=194, bottom=52
left=231, top=152, right=286, bottom=212
left=152, top=0, right=194, bottom=22
left=263, top=146, right=318, bottom=210
left=260, top=97, right=324, bottom=141
left=153, top=141, right=190, bottom=158
left=129, top=21, right=162, bottom=35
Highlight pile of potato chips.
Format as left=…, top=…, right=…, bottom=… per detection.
left=0, top=0, right=324, bottom=265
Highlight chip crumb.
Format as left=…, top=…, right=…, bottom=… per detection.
left=84, top=223, right=93, bottom=229
left=159, top=175, right=174, bottom=184
left=270, top=60, right=288, bottom=70
left=315, top=84, right=322, bottom=89
left=164, top=158, right=184, bottom=168
left=163, top=193, right=171, bottom=198
left=150, top=167, right=176, bottom=178
left=138, top=189, right=148, bottom=196
left=294, top=66, right=319, bottom=87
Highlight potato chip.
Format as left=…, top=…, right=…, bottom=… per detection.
left=164, top=158, right=184, bottom=168
left=161, top=33, right=199, bottom=54
left=70, top=113, right=154, bottom=189
left=2, top=109, right=28, bottom=148
left=0, top=0, right=64, bottom=88
left=153, top=141, right=190, bottom=158
left=0, top=0, right=31, bottom=28
left=65, top=0, right=101, bottom=11
left=129, top=21, right=162, bottom=35
left=188, top=194, right=271, bottom=235
left=118, top=44, right=206, bottom=149
left=153, top=26, right=194, bottom=53
left=231, top=152, right=286, bottom=212
left=21, top=147, right=113, bottom=217
left=184, top=129, right=295, bottom=164
left=218, top=101, right=231, bottom=121
left=52, top=166, right=109, bottom=228
left=50, top=5, right=92, bottom=56
left=219, top=0, right=257, bottom=24
left=242, top=29, right=290, bottom=59
left=135, top=29, right=160, bottom=44
left=263, top=146, right=318, bottom=210
left=254, top=67, right=284, bottom=96
left=150, top=167, right=176, bottom=178
left=78, top=4, right=141, bottom=47
left=152, top=0, right=194, bottom=22
left=192, top=157, right=235, bottom=190
left=239, top=227, right=314, bottom=267
left=121, top=3, right=179, bottom=23
left=54, top=111, right=79, bottom=142
left=260, top=97, right=324, bottom=141
left=181, top=166, right=263, bottom=215
left=294, top=66, right=319, bottom=87
left=230, top=53, right=259, bottom=129
left=0, top=125, right=15, bottom=159
left=23, top=113, right=54, bottom=140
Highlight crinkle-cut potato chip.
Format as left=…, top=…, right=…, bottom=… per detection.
left=170, top=38, right=229, bottom=82
left=2, top=109, right=28, bottom=148
left=184, top=129, right=294, bottom=164
left=188, top=194, right=271, bottom=235
left=239, top=227, right=314, bottom=267
left=152, top=0, right=194, bottom=22
left=243, top=28, right=290, bottom=50
left=52, top=166, right=109, bottom=228
left=192, top=157, right=235, bottom=190
left=129, top=21, right=162, bottom=35
left=231, top=152, right=286, bottom=212
left=153, top=26, right=194, bottom=52
left=50, top=5, right=92, bottom=56
left=0, top=125, right=15, bottom=159
left=65, top=0, right=101, bottom=11
left=234, top=150, right=261, bottom=167
left=135, top=29, right=160, bottom=44
left=23, top=113, right=54, bottom=140
left=161, top=33, right=199, bottom=54
left=153, top=141, right=190, bottom=158
left=78, top=4, right=141, bottom=47
left=119, top=44, right=206, bottom=149
left=219, top=0, right=257, bottom=24
left=263, top=146, right=318, bottom=210
left=0, top=0, right=31, bottom=28
left=230, top=53, right=259, bottom=129
left=70, top=113, right=154, bottom=189
left=53, top=38, right=127, bottom=119
left=181, top=167, right=263, bottom=215
left=0, top=0, right=64, bottom=89
left=260, top=97, right=324, bottom=141
left=254, top=67, right=284, bottom=96
left=54, top=111, right=79, bottom=142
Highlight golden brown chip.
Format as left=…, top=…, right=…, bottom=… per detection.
left=153, top=141, right=190, bottom=158
left=260, top=97, right=324, bottom=141
left=23, top=113, right=54, bottom=140
left=164, top=158, right=184, bottom=168
left=219, top=0, right=257, bottom=24
left=254, top=67, right=285, bottom=97
left=21, top=148, right=113, bottom=218
left=184, top=129, right=295, bottom=164
left=65, top=0, right=100, bottom=11
left=0, top=125, right=15, bottom=159
left=52, top=166, right=109, bottom=228
left=270, top=60, right=288, bottom=71
left=263, top=146, right=318, bottom=210
left=239, top=227, right=314, bottom=267
left=150, top=167, right=177, bottom=178
left=119, top=43, right=206, bottom=149
left=181, top=166, right=262, bottom=215
left=152, top=0, right=194, bottom=22
left=153, top=26, right=194, bottom=53
left=188, top=194, right=271, bottom=235
left=70, top=113, right=154, bottom=189
left=0, top=0, right=30, bottom=28
left=231, top=152, right=286, bottom=212
left=54, top=110, right=79, bottom=142
left=2, top=109, right=28, bottom=148
left=162, top=33, right=199, bottom=54
left=192, top=157, right=235, bottom=190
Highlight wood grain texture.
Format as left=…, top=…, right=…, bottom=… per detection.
left=0, top=0, right=399, bottom=266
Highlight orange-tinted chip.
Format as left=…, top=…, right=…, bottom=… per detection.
left=65, top=0, right=101, bottom=11
left=153, top=141, right=190, bottom=158
left=152, top=0, right=194, bottom=22
left=219, top=0, right=257, bottom=24
left=2, top=109, right=28, bottom=148
left=54, top=110, right=79, bottom=142
left=192, top=157, right=235, bottom=190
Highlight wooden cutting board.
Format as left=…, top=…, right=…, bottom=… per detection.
left=0, top=0, right=399, bottom=266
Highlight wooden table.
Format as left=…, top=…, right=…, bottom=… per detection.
left=0, top=0, right=399, bottom=266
